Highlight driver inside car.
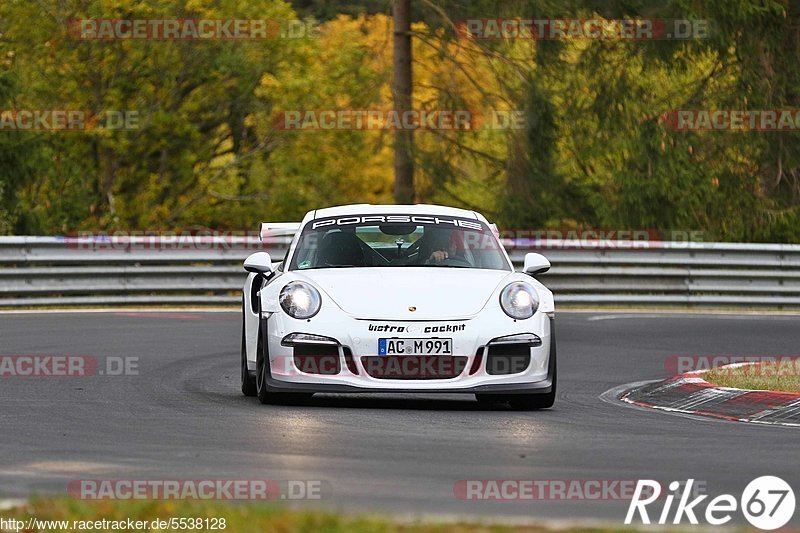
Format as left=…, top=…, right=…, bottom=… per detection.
left=423, top=228, right=466, bottom=265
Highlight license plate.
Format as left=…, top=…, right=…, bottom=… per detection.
left=378, top=338, right=453, bottom=356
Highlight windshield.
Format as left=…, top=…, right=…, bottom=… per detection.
left=288, top=215, right=511, bottom=271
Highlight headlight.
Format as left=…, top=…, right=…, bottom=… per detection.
left=499, top=282, right=539, bottom=319
left=280, top=281, right=321, bottom=319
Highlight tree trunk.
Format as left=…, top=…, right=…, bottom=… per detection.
left=393, top=0, right=414, bottom=203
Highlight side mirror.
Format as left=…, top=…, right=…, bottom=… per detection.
left=523, top=252, right=550, bottom=276
left=243, top=252, right=273, bottom=275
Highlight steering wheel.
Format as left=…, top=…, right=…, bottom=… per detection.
left=436, top=256, right=472, bottom=267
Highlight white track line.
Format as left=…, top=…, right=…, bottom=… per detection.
left=0, top=498, right=26, bottom=511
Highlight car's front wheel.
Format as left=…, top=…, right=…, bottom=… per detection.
left=508, top=365, right=556, bottom=410
left=476, top=342, right=557, bottom=410
left=255, top=324, right=272, bottom=404
left=255, top=321, right=312, bottom=405
left=241, top=309, right=256, bottom=397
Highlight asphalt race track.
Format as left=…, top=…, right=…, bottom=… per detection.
left=0, top=311, right=797, bottom=525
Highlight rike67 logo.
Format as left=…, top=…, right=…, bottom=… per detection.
left=625, top=477, right=795, bottom=530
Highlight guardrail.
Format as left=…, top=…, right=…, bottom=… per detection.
left=2, top=236, right=800, bottom=308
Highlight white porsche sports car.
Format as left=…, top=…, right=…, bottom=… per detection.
left=240, top=204, right=556, bottom=409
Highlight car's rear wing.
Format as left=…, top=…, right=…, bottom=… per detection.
left=259, top=222, right=301, bottom=242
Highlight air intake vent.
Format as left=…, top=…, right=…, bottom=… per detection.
left=485, top=344, right=531, bottom=375
left=293, top=344, right=340, bottom=375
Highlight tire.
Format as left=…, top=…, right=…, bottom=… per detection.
left=255, top=322, right=272, bottom=404
left=509, top=349, right=557, bottom=411
left=476, top=337, right=557, bottom=410
left=241, top=306, right=256, bottom=397
left=255, top=320, right=312, bottom=405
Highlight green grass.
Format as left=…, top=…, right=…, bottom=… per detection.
left=703, top=362, right=800, bottom=393
left=0, top=497, right=678, bottom=533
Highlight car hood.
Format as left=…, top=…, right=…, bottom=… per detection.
left=299, top=267, right=511, bottom=320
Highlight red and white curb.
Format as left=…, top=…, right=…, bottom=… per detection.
left=619, top=364, right=800, bottom=427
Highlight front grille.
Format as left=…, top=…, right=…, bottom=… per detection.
left=293, top=344, right=341, bottom=375
left=485, top=344, right=531, bottom=375
left=361, top=355, right=468, bottom=379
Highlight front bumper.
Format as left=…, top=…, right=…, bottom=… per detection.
left=262, top=310, right=555, bottom=395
